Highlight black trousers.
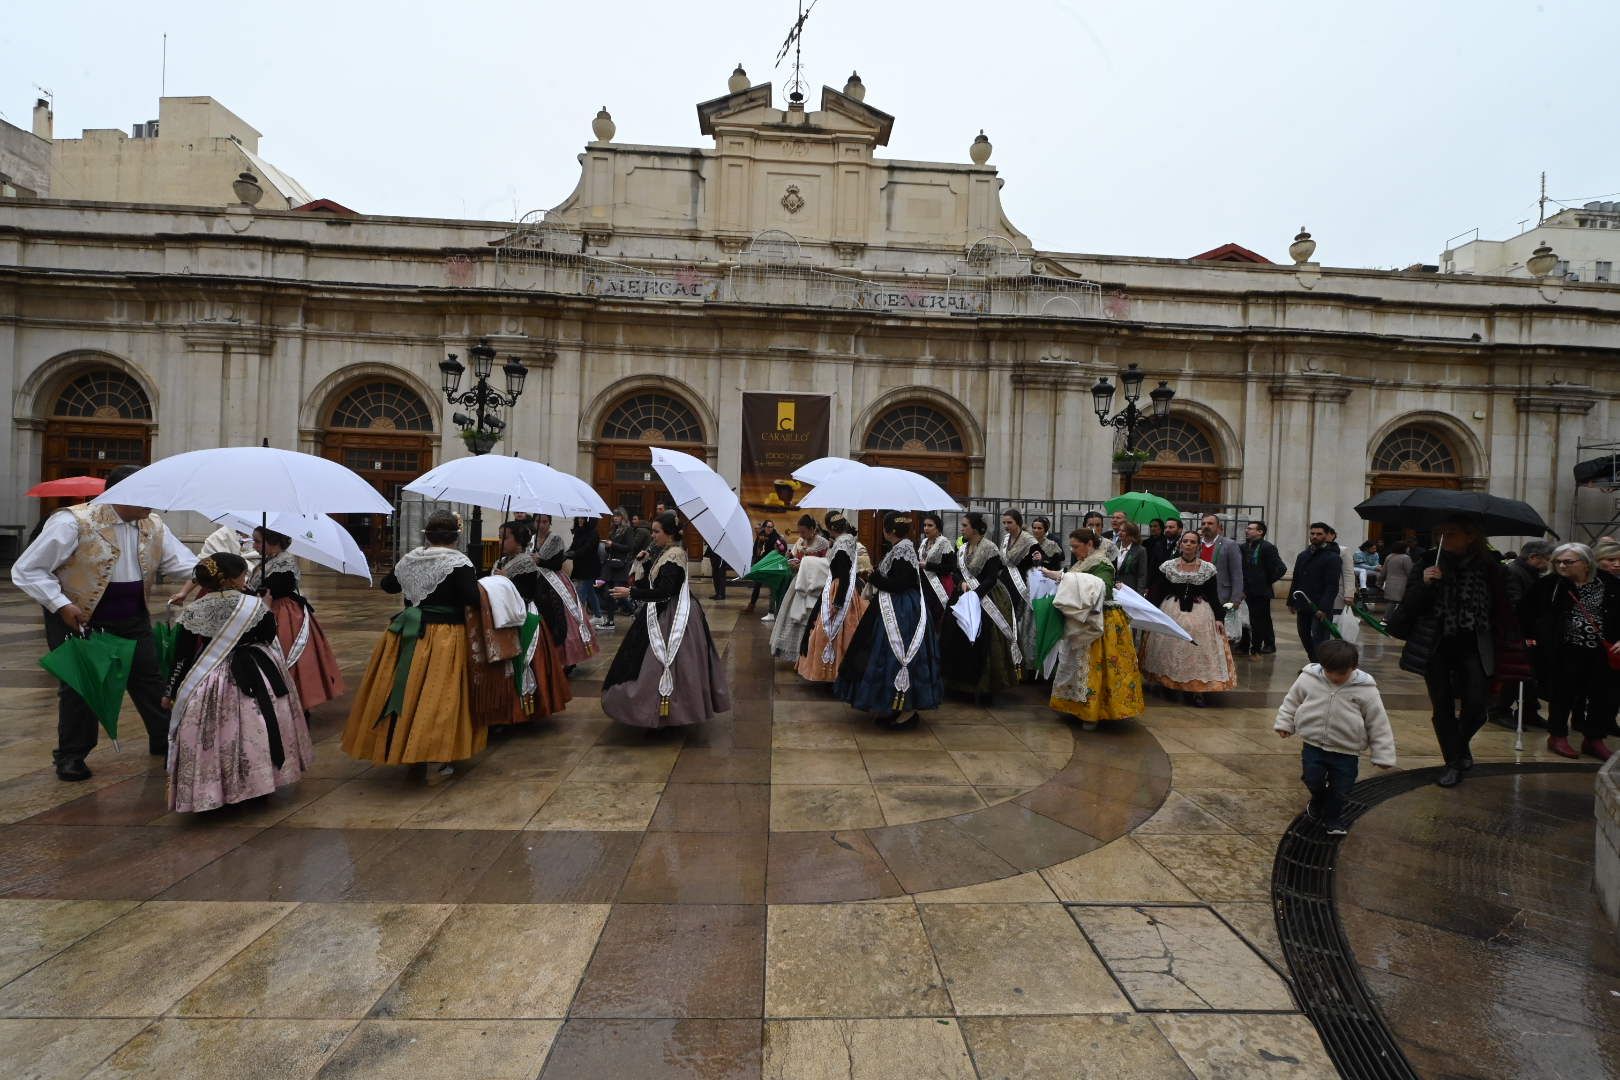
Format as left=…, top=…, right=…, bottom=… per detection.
left=1296, top=609, right=1332, bottom=662
left=1544, top=650, right=1614, bottom=739
left=1301, top=742, right=1359, bottom=825
left=1425, top=634, right=1489, bottom=766
left=1246, top=596, right=1276, bottom=651
left=707, top=551, right=728, bottom=599
left=45, top=610, right=170, bottom=764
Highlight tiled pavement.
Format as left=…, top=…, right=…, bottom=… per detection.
left=0, top=576, right=1603, bottom=1078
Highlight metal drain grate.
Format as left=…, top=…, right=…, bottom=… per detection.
left=1271, top=761, right=1599, bottom=1080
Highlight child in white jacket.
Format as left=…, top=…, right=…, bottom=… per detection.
left=1274, top=639, right=1396, bottom=835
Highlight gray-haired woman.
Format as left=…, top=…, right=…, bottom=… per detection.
left=1524, top=542, right=1619, bottom=760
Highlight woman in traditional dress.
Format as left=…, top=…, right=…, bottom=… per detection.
left=1000, top=510, right=1040, bottom=671
left=1030, top=515, right=1063, bottom=573
left=797, top=511, right=866, bottom=682
left=489, top=520, right=572, bottom=725
left=770, top=514, right=832, bottom=661
left=534, top=514, right=598, bottom=670
left=341, top=510, right=485, bottom=781
left=250, top=526, right=344, bottom=713
left=1042, top=528, right=1145, bottom=729
left=603, top=512, right=730, bottom=728
left=917, top=512, right=959, bottom=631
left=943, top=511, right=1021, bottom=701
left=1142, top=531, right=1238, bottom=706
left=163, top=552, right=313, bottom=812
left=836, top=513, right=943, bottom=729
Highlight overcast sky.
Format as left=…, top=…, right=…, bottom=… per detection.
left=5, top=1, right=1616, bottom=268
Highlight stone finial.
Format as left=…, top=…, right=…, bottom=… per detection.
left=1526, top=241, right=1559, bottom=278
left=592, top=107, right=616, bottom=143
left=232, top=171, right=264, bottom=207
left=1289, top=226, right=1316, bottom=265
left=969, top=130, right=992, bottom=165
left=843, top=72, right=866, bottom=101
left=729, top=64, right=750, bottom=94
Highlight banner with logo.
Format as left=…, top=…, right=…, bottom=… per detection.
left=739, top=393, right=831, bottom=517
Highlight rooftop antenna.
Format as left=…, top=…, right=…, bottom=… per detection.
left=1538, top=170, right=1547, bottom=224
left=162, top=33, right=167, bottom=97
left=33, top=84, right=53, bottom=109
left=774, top=0, right=819, bottom=107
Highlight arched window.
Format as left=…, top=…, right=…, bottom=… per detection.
left=599, top=393, right=703, bottom=443
left=53, top=369, right=152, bottom=421
left=328, top=381, right=433, bottom=431
left=1372, top=425, right=1457, bottom=475
left=1130, top=416, right=1222, bottom=506
left=864, top=404, right=965, bottom=454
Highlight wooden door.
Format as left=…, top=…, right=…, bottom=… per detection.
left=322, top=432, right=430, bottom=568
left=594, top=445, right=703, bottom=558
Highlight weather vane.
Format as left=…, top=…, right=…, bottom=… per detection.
left=774, top=0, right=819, bottom=106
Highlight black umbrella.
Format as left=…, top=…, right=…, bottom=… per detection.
left=1354, top=488, right=1554, bottom=538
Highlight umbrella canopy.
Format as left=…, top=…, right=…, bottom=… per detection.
left=1354, top=488, right=1552, bottom=537
left=796, top=465, right=962, bottom=511
left=1288, top=590, right=1343, bottom=640
left=39, top=632, right=137, bottom=744
left=95, top=447, right=392, bottom=515
left=791, top=456, right=867, bottom=487
left=650, top=447, right=754, bottom=574
left=742, top=550, right=795, bottom=609
left=1104, top=491, right=1180, bottom=526
left=26, top=475, right=106, bottom=499
left=952, top=591, right=983, bottom=641
left=209, top=510, right=373, bottom=581
left=1111, top=584, right=1196, bottom=643
left=406, top=453, right=609, bottom=518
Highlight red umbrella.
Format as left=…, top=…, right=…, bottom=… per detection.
left=26, top=476, right=107, bottom=498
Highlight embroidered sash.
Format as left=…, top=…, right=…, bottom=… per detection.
left=818, top=539, right=859, bottom=665
left=283, top=604, right=312, bottom=666
left=168, top=592, right=262, bottom=743
left=979, top=589, right=1023, bottom=666
left=917, top=536, right=951, bottom=607
left=540, top=568, right=595, bottom=647
left=645, top=579, right=692, bottom=717
left=512, top=607, right=541, bottom=708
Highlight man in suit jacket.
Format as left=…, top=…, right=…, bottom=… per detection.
left=1113, top=521, right=1149, bottom=594
left=1240, top=520, right=1288, bottom=654
left=1198, top=514, right=1245, bottom=608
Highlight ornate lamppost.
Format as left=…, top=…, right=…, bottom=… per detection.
left=1091, top=362, right=1175, bottom=483
left=438, top=338, right=529, bottom=566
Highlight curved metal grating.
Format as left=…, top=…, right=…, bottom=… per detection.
left=1272, top=761, right=1600, bottom=1080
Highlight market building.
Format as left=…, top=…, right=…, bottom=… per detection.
left=3, top=68, right=1617, bottom=563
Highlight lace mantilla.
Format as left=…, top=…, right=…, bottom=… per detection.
left=254, top=550, right=300, bottom=591
left=178, top=589, right=254, bottom=638
left=1158, top=558, right=1216, bottom=585
left=642, top=543, right=686, bottom=585
left=1001, top=530, right=1036, bottom=567
left=917, top=535, right=951, bottom=567
left=495, top=553, right=538, bottom=578
left=395, top=546, right=473, bottom=605
left=534, top=532, right=566, bottom=561
left=1074, top=550, right=1111, bottom=576
left=878, top=537, right=919, bottom=575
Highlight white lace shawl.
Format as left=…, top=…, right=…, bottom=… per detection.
left=638, top=543, right=687, bottom=590
left=1001, top=529, right=1036, bottom=568
left=1159, top=557, right=1216, bottom=585
left=534, top=532, right=566, bottom=562
left=394, top=546, right=473, bottom=605
left=877, top=537, right=919, bottom=576
left=179, top=589, right=253, bottom=638
left=253, top=550, right=300, bottom=592
left=917, top=534, right=952, bottom=568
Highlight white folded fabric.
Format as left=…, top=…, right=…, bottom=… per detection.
left=479, top=575, right=528, bottom=629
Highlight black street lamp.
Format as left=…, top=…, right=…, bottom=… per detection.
left=1091, top=362, right=1175, bottom=482
left=440, top=338, right=529, bottom=566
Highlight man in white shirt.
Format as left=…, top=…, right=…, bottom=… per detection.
left=10, top=465, right=197, bottom=781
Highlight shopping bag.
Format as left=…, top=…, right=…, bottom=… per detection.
left=1335, top=607, right=1361, bottom=644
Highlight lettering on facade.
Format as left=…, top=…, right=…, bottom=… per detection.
left=858, top=287, right=985, bottom=314
left=582, top=267, right=717, bottom=301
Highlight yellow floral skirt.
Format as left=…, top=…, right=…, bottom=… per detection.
left=1050, top=607, right=1145, bottom=722
left=341, top=623, right=487, bottom=764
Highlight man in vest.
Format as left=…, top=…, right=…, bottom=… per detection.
left=10, top=464, right=198, bottom=781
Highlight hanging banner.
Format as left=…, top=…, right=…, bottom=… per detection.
left=740, top=393, right=831, bottom=515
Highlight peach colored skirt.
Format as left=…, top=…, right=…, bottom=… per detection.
left=796, top=593, right=868, bottom=683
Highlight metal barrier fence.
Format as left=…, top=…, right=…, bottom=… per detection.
left=956, top=498, right=1267, bottom=546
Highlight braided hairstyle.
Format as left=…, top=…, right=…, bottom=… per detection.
left=194, top=551, right=248, bottom=590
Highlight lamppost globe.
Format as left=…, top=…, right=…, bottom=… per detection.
left=1120, top=362, right=1146, bottom=402
left=469, top=339, right=497, bottom=380
left=1090, top=377, right=1116, bottom=422
left=1150, top=380, right=1175, bottom=420
left=502, top=357, right=528, bottom=398
left=438, top=354, right=464, bottom=396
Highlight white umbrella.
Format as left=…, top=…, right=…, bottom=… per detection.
left=405, top=454, right=610, bottom=518
left=1111, top=584, right=1195, bottom=644
left=209, top=510, right=372, bottom=581
left=95, top=446, right=393, bottom=515
left=649, top=447, right=753, bottom=575
left=951, top=590, right=983, bottom=641
left=796, top=465, right=962, bottom=511
left=791, top=456, right=866, bottom=486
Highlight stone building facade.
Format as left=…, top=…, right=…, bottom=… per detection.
left=2, top=73, right=1617, bottom=562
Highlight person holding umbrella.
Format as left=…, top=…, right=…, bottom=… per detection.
left=797, top=511, right=866, bottom=683
left=1388, top=518, right=1530, bottom=787
left=603, top=511, right=730, bottom=728
left=1522, top=543, right=1617, bottom=761
left=534, top=514, right=598, bottom=669
left=341, top=510, right=484, bottom=782
left=162, top=552, right=313, bottom=812
left=835, top=512, right=942, bottom=729
left=490, top=520, right=572, bottom=725
left=1288, top=523, right=1344, bottom=662
left=250, top=526, right=345, bottom=714
left=11, top=463, right=197, bottom=781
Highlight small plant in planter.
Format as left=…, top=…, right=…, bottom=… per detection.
left=1112, top=448, right=1150, bottom=474
left=460, top=428, right=502, bottom=454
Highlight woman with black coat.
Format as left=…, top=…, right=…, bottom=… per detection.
left=1524, top=543, right=1618, bottom=761
left=568, top=517, right=605, bottom=623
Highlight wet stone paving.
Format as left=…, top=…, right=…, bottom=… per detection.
left=0, top=575, right=1613, bottom=1078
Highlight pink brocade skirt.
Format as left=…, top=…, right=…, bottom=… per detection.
left=168, top=648, right=314, bottom=813
left=558, top=594, right=601, bottom=667
left=269, top=595, right=345, bottom=710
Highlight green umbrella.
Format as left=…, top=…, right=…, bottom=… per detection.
left=742, top=550, right=795, bottom=609
left=1032, top=596, right=1065, bottom=670
left=1349, top=602, right=1391, bottom=637
left=1288, top=590, right=1342, bottom=640
left=39, top=631, right=137, bottom=747
left=152, top=621, right=179, bottom=681
left=1104, top=491, right=1180, bottom=525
